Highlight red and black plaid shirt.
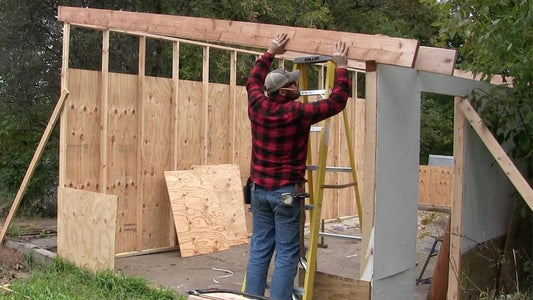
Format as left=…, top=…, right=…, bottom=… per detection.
left=246, top=52, right=351, bottom=190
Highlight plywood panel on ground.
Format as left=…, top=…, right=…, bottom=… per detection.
left=57, top=187, right=117, bottom=272
left=165, top=169, right=231, bottom=257
left=191, top=164, right=248, bottom=246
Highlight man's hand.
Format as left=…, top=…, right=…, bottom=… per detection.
left=332, top=41, right=348, bottom=68
left=267, top=33, right=289, bottom=56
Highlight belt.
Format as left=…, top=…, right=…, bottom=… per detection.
left=252, top=182, right=306, bottom=194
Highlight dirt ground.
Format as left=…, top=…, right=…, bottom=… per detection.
left=0, top=212, right=448, bottom=299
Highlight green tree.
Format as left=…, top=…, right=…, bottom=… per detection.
left=434, top=0, right=533, bottom=177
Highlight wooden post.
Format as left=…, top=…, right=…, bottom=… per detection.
left=448, top=96, right=466, bottom=299
left=360, top=62, right=377, bottom=275
left=59, top=23, right=70, bottom=187
left=202, top=46, right=209, bottom=164
left=136, top=35, right=146, bottom=252
left=100, top=30, right=110, bottom=193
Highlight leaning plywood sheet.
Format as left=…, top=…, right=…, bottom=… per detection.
left=191, top=164, right=248, bottom=246
left=165, top=170, right=231, bottom=257
left=57, top=6, right=419, bottom=68
left=57, top=187, right=117, bottom=272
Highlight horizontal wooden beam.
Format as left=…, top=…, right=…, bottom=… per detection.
left=414, top=46, right=457, bottom=75
left=453, top=69, right=513, bottom=86
left=57, top=6, right=419, bottom=68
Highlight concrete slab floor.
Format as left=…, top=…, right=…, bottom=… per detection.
left=5, top=213, right=444, bottom=299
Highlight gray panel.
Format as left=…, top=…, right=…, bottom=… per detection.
left=462, top=126, right=515, bottom=251
left=371, top=65, right=511, bottom=299
left=372, top=268, right=416, bottom=300
left=374, top=65, right=420, bottom=281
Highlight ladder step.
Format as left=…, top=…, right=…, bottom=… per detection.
left=321, top=182, right=357, bottom=189
left=300, top=89, right=326, bottom=96
left=299, top=257, right=308, bottom=272
left=294, top=55, right=332, bottom=64
left=306, top=165, right=352, bottom=172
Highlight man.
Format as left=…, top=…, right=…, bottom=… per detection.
left=244, top=32, right=351, bottom=300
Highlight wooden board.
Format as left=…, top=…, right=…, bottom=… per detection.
left=177, top=80, right=204, bottom=169
left=165, top=169, right=231, bottom=257
left=65, top=69, right=101, bottom=191
left=414, top=46, right=457, bottom=75
left=140, top=76, right=175, bottom=250
left=107, top=72, right=139, bottom=253
left=207, top=83, right=232, bottom=164
left=418, top=165, right=452, bottom=208
left=313, top=271, right=370, bottom=300
left=57, top=187, right=117, bottom=272
left=191, top=164, right=248, bottom=246
left=57, top=6, right=419, bottom=68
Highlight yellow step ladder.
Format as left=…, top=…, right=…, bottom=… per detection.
left=293, top=56, right=363, bottom=300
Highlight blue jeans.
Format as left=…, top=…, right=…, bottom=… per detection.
left=245, top=184, right=301, bottom=300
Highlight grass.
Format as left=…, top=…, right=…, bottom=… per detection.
left=1, top=258, right=186, bottom=300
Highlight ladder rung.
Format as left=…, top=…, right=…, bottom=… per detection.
left=299, top=257, right=308, bottom=272
left=300, top=89, right=326, bottom=96
left=321, top=182, right=356, bottom=189
left=306, top=165, right=352, bottom=172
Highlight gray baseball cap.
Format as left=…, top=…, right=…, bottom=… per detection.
left=264, top=69, right=300, bottom=93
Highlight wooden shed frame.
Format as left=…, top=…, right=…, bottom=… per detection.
left=45, top=6, right=532, bottom=300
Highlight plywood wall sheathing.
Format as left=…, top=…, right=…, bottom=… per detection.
left=108, top=73, right=139, bottom=253
left=57, top=187, right=117, bottom=273
left=65, top=69, right=102, bottom=192
left=57, top=6, right=419, bottom=68
left=141, top=76, right=174, bottom=250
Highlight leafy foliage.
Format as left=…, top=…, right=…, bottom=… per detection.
left=433, top=0, right=533, bottom=177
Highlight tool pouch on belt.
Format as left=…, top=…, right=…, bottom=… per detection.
left=243, top=177, right=252, bottom=204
